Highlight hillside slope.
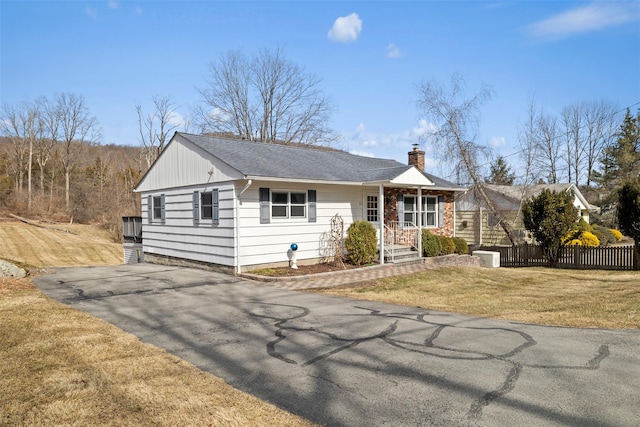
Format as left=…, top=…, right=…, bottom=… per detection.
left=0, top=220, right=122, bottom=268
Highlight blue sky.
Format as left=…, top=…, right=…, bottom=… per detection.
left=2, top=0, right=639, bottom=179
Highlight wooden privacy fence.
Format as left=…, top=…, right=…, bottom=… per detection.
left=480, top=244, right=639, bottom=271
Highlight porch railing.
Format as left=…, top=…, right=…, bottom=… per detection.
left=383, top=223, right=394, bottom=262
left=386, top=221, right=419, bottom=250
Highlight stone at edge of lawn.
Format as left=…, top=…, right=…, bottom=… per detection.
left=0, top=259, right=27, bottom=278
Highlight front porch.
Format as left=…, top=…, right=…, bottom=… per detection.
left=382, top=221, right=422, bottom=264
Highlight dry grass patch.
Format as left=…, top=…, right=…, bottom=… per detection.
left=314, top=267, right=640, bottom=329
left=0, top=278, right=316, bottom=427
left=0, top=220, right=122, bottom=268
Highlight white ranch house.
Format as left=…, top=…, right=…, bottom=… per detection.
left=135, top=132, right=462, bottom=273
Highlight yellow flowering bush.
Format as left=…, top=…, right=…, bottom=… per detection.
left=562, top=231, right=600, bottom=247
left=609, top=229, right=623, bottom=241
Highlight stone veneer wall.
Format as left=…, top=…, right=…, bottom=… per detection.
left=383, top=188, right=455, bottom=237
left=423, top=254, right=480, bottom=268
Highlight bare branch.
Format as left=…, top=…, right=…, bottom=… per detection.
left=196, top=48, right=337, bottom=146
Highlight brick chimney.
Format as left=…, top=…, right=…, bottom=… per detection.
left=408, top=144, right=425, bottom=172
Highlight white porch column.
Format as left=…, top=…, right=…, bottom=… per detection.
left=379, top=184, right=385, bottom=265
left=417, top=186, right=423, bottom=257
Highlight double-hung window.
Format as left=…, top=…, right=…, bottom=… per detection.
left=152, top=196, right=163, bottom=219
left=193, top=189, right=219, bottom=224
left=403, top=195, right=437, bottom=227
left=272, top=191, right=306, bottom=219
left=148, top=194, right=165, bottom=224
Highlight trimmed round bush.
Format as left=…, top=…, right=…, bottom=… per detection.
left=344, top=220, right=378, bottom=265
left=452, top=237, right=469, bottom=254
left=610, top=229, right=623, bottom=241
left=437, top=236, right=456, bottom=255
left=421, top=229, right=441, bottom=257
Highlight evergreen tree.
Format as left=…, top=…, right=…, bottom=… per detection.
left=486, top=156, right=516, bottom=185
left=523, top=189, right=579, bottom=266
left=617, top=179, right=640, bottom=269
left=595, top=108, right=640, bottom=192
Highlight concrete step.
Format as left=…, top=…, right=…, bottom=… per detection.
left=384, top=244, right=422, bottom=264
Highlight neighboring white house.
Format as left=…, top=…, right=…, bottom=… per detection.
left=134, top=132, right=462, bottom=272
left=456, top=183, right=599, bottom=246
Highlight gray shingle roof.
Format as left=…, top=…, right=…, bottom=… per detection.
left=180, top=132, right=461, bottom=189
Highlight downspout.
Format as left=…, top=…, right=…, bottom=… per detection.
left=379, top=183, right=385, bottom=265
left=235, top=179, right=253, bottom=274
left=479, top=206, right=483, bottom=246
left=417, top=186, right=423, bottom=257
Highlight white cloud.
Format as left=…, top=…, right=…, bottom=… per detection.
left=328, top=13, right=362, bottom=43
left=386, top=43, right=401, bottom=58
left=342, top=121, right=439, bottom=168
left=490, top=136, right=506, bottom=148
left=86, top=7, right=97, bottom=19
left=168, top=111, right=186, bottom=128
left=529, top=2, right=640, bottom=40
left=108, top=1, right=119, bottom=10
left=209, top=107, right=231, bottom=123
left=412, top=119, right=437, bottom=138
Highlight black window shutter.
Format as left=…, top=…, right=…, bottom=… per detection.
left=308, top=190, right=316, bottom=223
left=438, top=195, right=444, bottom=228
left=259, top=188, right=270, bottom=224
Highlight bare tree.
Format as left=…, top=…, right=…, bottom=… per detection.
left=136, top=95, right=178, bottom=168
left=37, top=97, right=61, bottom=199
left=195, top=48, right=337, bottom=145
left=517, top=96, right=542, bottom=186
left=417, top=74, right=519, bottom=244
left=56, top=93, right=101, bottom=209
left=561, top=104, right=585, bottom=185
left=582, top=99, right=619, bottom=191
left=0, top=100, right=44, bottom=211
left=535, top=112, right=561, bottom=183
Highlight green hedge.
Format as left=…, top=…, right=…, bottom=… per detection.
left=452, top=237, right=469, bottom=254
left=344, top=220, right=377, bottom=265
left=437, top=236, right=456, bottom=255
left=421, top=229, right=441, bottom=257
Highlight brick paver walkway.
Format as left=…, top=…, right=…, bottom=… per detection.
left=241, top=261, right=440, bottom=290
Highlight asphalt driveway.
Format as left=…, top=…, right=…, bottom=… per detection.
left=35, top=264, right=640, bottom=427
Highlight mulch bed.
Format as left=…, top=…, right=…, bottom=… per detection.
left=250, top=262, right=367, bottom=277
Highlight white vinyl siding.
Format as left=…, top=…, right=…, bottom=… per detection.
left=237, top=182, right=366, bottom=268
left=141, top=182, right=235, bottom=266
left=142, top=179, right=379, bottom=270
left=135, top=134, right=243, bottom=192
